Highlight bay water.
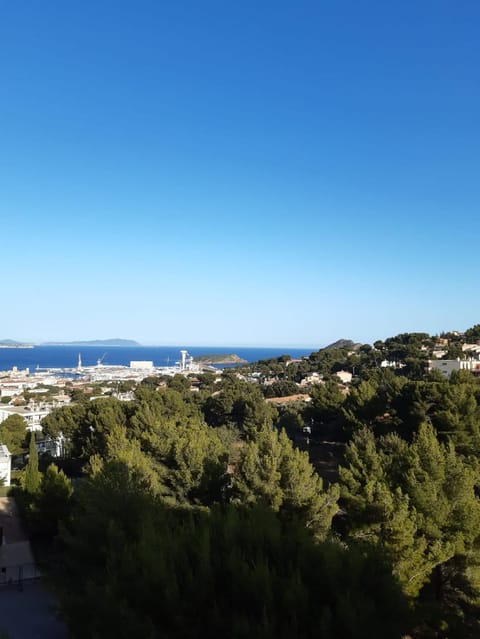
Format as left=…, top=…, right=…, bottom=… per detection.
left=0, top=345, right=317, bottom=372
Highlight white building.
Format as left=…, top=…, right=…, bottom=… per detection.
left=380, top=360, right=405, bottom=369
left=336, top=370, right=353, bottom=384
left=0, top=384, right=24, bottom=399
left=35, top=433, right=66, bottom=458
left=428, top=358, right=480, bottom=378
left=0, top=444, right=11, bottom=486
left=300, top=372, right=323, bottom=387
left=129, top=361, right=154, bottom=370
left=462, top=343, right=480, bottom=355
left=0, top=405, right=49, bottom=432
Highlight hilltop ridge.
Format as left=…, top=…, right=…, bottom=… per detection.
left=323, top=338, right=362, bottom=351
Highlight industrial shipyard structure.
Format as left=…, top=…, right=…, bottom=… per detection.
left=32, top=348, right=208, bottom=383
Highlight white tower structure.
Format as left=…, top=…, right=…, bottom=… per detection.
left=77, top=353, right=82, bottom=371
left=180, top=350, right=188, bottom=372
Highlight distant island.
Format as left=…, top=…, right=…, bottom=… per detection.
left=194, top=354, right=247, bottom=365
left=0, top=339, right=34, bottom=349
left=42, top=339, right=141, bottom=347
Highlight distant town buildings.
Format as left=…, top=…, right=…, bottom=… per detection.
left=0, top=350, right=210, bottom=462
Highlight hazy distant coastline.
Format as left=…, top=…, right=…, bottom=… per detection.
left=40, top=339, right=141, bottom=347
left=0, top=344, right=34, bottom=349
left=0, top=339, right=34, bottom=349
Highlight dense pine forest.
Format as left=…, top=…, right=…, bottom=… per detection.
left=11, top=326, right=480, bottom=638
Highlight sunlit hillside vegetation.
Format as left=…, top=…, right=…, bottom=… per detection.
left=10, top=326, right=480, bottom=638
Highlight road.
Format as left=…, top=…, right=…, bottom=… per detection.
left=0, top=581, right=67, bottom=639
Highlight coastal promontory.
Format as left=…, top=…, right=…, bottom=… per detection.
left=194, top=354, right=247, bottom=365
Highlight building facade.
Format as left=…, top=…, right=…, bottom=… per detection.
left=0, top=444, right=11, bottom=486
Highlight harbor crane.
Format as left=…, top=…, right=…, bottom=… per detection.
left=97, top=352, right=107, bottom=367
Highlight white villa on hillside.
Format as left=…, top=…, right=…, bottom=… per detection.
left=336, top=370, right=353, bottom=384
left=0, top=404, right=50, bottom=431
left=0, top=444, right=11, bottom=486
left=428, top=358, right=480, bottom=378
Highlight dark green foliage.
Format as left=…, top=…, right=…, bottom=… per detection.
left=261, top=379, right=300, bottom=398
left=68, top=388, right=90, bottom=403
left=194, top=372, right=216, bottom=391
left=139, top=375, right=163, bottom=389
left=43, top=397, right=130, bottom=461
left=305, top=379, right=346, bottom=440
left=233, top=425, right=340, bottom=539
left=0, top=414, right=28, bottom=456
left=376, top=332, right=430, bottom=360
left=413, top=554, right=480, bottom=638
left=35, top=464, right=73, bottom=536
left=22, top=431, right=41, bottom=494
left=73, top=397, right=129, bottom=459
left=339, top=424, right=480, bottom=600
left=202, top=374, right=277, bottom=436
left=307, top=347, right=352, bottom=376
left=464, top=324, right=480, bottom=343
left=130, top=387, right=200, bottom=438
left=42, top=403, right=83, bottom=442
left=239, top=355, right=294, bottom=380
left=29, top=339, right=480, bottom=637
left=276, top=405, right=304, bottom=432
left=27, top=463, right=73, bottom=539
left=445, top=342, right=464, bottom=359
left=88, top=415, right=228, bottom=507
left=58, top=462, right=409, bottom=639
left=166, top=374, right=191, bottom=393
left=343, top=380, right=385, bottom=429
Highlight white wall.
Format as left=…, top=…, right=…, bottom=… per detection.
left=0, top=445, right=11, bottom=486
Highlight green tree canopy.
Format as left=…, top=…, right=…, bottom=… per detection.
left=339, top=423, right=480, bottom=600
left=58, top=462, right=409, bottom=639
left=32, top=463, right=73, bottom=537
left=202, top=375, right=278, bottom=437
left=0, top=414, right=28, bottom=456
left=464, top=324, right=480, bottom=343
left=22, top=431, right=41, bottom=494
left=233, top=425, right=339, bottom=539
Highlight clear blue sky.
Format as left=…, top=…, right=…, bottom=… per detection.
left=1, top=1, right=479, bottom=347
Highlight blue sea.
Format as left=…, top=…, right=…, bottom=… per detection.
left=0, top=345, right=317, bottom=372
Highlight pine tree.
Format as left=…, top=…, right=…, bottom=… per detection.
left=404, top=423, right=480, bottom=592
left=0, top=414, right=28, bottom=456
left=339, top=423, right=480, bottom=598
left=233, top=425, right=339, bottom=539
left=339, top=427, right=429, bottom=596
left=58, top=465, right=409, bottom=639
left=35, top=463, right=73, bottom=537
left=23, top=431, right=41, bottom=494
